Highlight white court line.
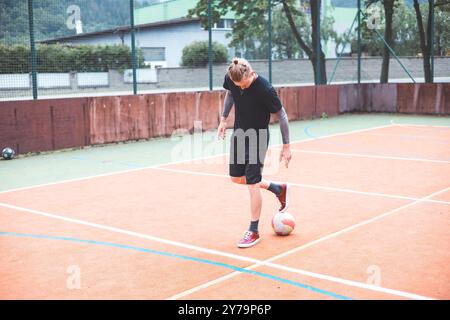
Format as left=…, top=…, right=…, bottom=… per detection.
left=0, top=197, right=439, bottom=301
left=391, top=123, right=450, bottom=129
left=167, top=186, right=450, bottom=300
left=0, top=124, right=395, bottom=195
left=152, top=166, right=450, bottom=206
left=355, top=132, right=450, bottom=143
left=286, top=149, right=450, bottom=164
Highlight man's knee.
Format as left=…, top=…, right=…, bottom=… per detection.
left=247, top=182, right=261, bottom=191
left=231, top=176, right=246, bottom=184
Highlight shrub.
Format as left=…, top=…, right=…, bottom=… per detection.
left=0, top=44, right=145, bottom=74
left=181, top=41, right=228, bottom=67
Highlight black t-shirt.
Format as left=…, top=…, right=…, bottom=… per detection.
left=223, top=74, right=282, bottom=131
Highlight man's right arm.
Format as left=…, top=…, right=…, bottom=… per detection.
left=221, top=90, right=234, bottom=122
left=218, top=90, right=234, bottom=139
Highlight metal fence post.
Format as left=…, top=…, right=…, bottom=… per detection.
left=357, top=0, right=361, bottom=84
left=130, top=0, right=137, bottom=94
left=431, top=0, right=435, bottom=83
left=268, top=0, right=272, bottom=84
left=27, top=0, right=38, bottom=99
left=315, top=0, right=321, bottom=85
left=208, top=0, right=213, bottom=91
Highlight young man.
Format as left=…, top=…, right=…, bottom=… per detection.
left=217, top=58, right=292, bottom=248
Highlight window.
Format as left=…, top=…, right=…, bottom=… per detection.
left=213, top=19, right=234, bottom=30
left=141, top=47, right=166, bottom=61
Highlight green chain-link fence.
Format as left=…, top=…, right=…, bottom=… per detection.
left=0, top=0, right=448, bottom=100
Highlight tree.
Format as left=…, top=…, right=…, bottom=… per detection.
left=271, top=6, right=308, bottom=59
left=0, top=0, right=130, bottom=44
left=354, top=0, right=420, bottom=56
left=227, top=5, right=336, bottom=61
left=413, top=0, right=450, bottom=83
left=365, top=0, right=398, bottom=83
left=181, top=41, right=228, bottom=67
left=188, top=0, right=330, bottom=84
left=413, top=0, right=432, bottom=82
left=434, top=1, right=450, bottom=56
left=393, top=1, right=421, bottom=55
left=347, top=0, right=449, bottom=82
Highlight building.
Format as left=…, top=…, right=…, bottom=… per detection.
left=41, top=0, right=359, bottom=67
left=326, top=1, right=358, bottom=57
left=42, top=0, right=235, bottom=68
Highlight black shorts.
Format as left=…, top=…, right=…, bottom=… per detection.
left=229, top=129, right=269, bottom=185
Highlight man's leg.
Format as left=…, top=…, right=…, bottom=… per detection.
left=231, top=176, right=261, bottom=231
left=230, top=176, right=246, bottom=184
left=260, top=179, right=283, bottom=194
left=260, top=179, right=290, bottom=213
left=235, top=161, right=264, bottom=248
left=237, top=181, right=262, bottom=248
left=255, top=131, right=290, bottom=212
left=248, top=183, right=262, bottom=222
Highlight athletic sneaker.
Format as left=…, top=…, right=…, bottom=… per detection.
left=237, top=231, right=260, bottom=248
left=277, top=183, right=290, bottom=213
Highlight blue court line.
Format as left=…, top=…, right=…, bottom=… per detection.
left=0, top=231, right=352, bottom=300
left=304, top=125, right=318, bottom=140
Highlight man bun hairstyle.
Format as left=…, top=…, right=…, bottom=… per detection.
left=227, top=57, right=252, bottom=82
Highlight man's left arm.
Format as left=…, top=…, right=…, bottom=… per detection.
left=265, top=86, right=292, bottom=168
left=277, top=106, right=290, bottom=145
left=277, top=106, right=292, bottom=168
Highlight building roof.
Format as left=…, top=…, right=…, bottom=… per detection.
left=40, top=17, right=200, bottom=44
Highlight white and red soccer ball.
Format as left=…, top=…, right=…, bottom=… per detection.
left=271, top=212, right=295, bottom=236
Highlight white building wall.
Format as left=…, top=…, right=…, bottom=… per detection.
left=63, top=33, right=126, bottom=46
left=57, top=21, right=234, bottom=67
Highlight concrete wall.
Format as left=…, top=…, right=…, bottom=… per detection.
left=397, top=83, right=450, bottom=114
left=1, top=83, right=449, bottom=155
left=0, top=98, right=90, bottom=154
left=339, top=84, right=398, bottom=113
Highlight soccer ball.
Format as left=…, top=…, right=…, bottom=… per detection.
left=271, top=212, right=295, bottom=236
left=2, top=147, right=15, bottom=160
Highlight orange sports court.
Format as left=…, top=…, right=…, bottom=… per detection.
left=1, top=113, right=449, bottom=300
left=1, top=0, right=450, bottom=303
